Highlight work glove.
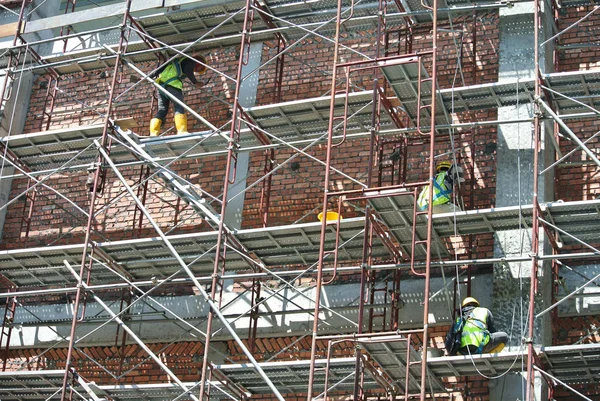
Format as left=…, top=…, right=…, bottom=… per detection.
left=448, top=164, right=465, bottom=184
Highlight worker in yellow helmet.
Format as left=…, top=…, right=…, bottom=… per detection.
left=445, top=296, right=508, bottom=356
left=148, top=54, right=207, bottom=136
left=417, top=161, right=464, bottom=213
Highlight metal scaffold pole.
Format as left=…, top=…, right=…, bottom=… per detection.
left=420, top=0, right=439, bottom=398
left=59, top=0, right=134, bottom=398
left=307, top=0, right=345, bottom=398
left=195, top=0, right=284, bottom=399
left=526, top=0, right=542, bottom=399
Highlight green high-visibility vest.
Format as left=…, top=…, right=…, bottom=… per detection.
left=459, top=307, right=490, bottom=349
left=157, top=58, right=185, bottom=90
left=417, top=171, right=452, bottom=211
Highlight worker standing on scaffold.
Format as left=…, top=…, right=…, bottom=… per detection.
left=148, top=54, right=207, bottom=136
left=417, top=161, right=464, bottom=213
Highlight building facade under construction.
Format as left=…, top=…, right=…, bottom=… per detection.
left=0, top=0, right=598, bottom=399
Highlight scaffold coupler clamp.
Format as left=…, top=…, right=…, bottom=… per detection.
left=86, top=162, right=101, bottom=193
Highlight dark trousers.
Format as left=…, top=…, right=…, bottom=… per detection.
left=154, top=85, right=185, bottom=121
left=459, top=331, right=508, bottom=355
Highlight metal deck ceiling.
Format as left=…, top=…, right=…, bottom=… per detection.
left=540, top=343, right=600, bottom=384
left=361, top=339, right=446, bottom=393
left=213, top=358, right=379, bottom=395
left=437, top=70, right=600, bottom=118
left=381, top=58, right=450, bottom=128
left=7, top=69, right=600, bottom=174
left=428, top=351, right=525, bottom=377
left=0, top=217, right=396, bottom=288
left=430, top=199, right=600, bottom=246
left=0, top=124, right=234, bottom=173
left=368, top=191, right=450, bottom=258
left=244, top=91, right=396, bottom=141
left=1, top=344, right=599, bottom=400
left=437, top=79, right=536, bottom=115
left=543, top=70, right=600, bottom=115
left=429, top=343, right=600, bottom=384
left=0, top=370, right=81, bottom=400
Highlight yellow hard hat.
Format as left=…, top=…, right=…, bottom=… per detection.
left=462, top=297, right=479, bottom=308
left=194, top=54, right=207, bottom=75
left=436, top=161, right=452, bottom=172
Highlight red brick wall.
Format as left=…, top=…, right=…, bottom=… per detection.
left=551, top=10, right=600, bottom=399
left=554, top=5, right=600, bottom=202
left=3, top=13, right=501, bottom=261
left=9, top=6, right=595, bottom=400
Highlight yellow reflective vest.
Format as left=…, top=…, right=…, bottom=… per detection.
left=459, top=307, right=490, bottom=349
left=417, top=171, right=452, bottom=211
left=156, top=59, right=185, bottom=90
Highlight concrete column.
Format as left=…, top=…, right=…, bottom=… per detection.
left=491, top=3, right=552, bottom=400
left=223, top=42, right=263, bottom=230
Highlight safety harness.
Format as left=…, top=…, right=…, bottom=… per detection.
left=158, top=59, right=186, bottom=89
left=461, top=309, right=491, bottom=354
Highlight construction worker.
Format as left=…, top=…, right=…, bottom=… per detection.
left=447, top=297, right=508, bottom=356
left=417, top=161, right=464, bottom=213
left=148, top=54, right=207, bottom=136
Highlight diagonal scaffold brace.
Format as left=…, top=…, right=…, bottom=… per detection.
left=93, top=139, right=286, bottom=401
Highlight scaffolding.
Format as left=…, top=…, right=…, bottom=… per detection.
left=0, top=0, right=599, bottom=400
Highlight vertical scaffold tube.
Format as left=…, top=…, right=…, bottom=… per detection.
left=420, top=0, right=439, bottom=398
left=59, top=0, right=133, bottom=398
left=307, top=0, right=344, bottom=398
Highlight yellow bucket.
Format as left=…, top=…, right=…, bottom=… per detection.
left=318, top=211, right=342, bottom=222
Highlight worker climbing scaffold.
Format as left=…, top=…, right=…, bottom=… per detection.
left=417, top=161, right=464, bottom=213
left=148, top=54, right=208, bottom=136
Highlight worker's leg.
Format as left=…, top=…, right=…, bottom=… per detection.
left=432, top=202, right=461, bottom=214
left=150, top=91, right=170, bottom=136
left=482, top=331, right=508, bottom=353
left=169, top=87, right=188, bottom=134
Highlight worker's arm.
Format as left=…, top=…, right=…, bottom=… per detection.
left=181, top=59, right=198, bottom=85
left=150, top=63, right=167, bottom=79
left=486, top=309, right=497, bottom=333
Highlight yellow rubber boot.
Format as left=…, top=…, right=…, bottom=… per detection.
left=488, top=343, right=505, bottom=354
left=149, top=118, right=162, bottom=137
left=174, top=113, right=189, bottom=135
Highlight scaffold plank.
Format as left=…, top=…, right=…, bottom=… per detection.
left=361, top=339, right=446, bottom=393
left=427, top=343, right=600, bottom=385
left=0, top=124, right=230, bottom=173
left=381, top=59, right=450, bottom=127
left=0, top=370, right=77, bottom=400
left=2, top=200, right=598, bottom=288
left=1, top=344, right=598, bottom=399
left=544, top=69, right=600, bottom=115
left=431, top=199, right=600, bottom=246
left=0, top=217, right=392, bottom=288
left=437, top=79, right=536, bottom=115
left=212, top=358, right=378, bottom=395
left=244, top=91, right=396, bottom=141
left=368, top=191, right=450, bottom=258
left=541, top=343, right=600, bottom=384
left=427, top=351, right=524, bottom=377
left=9, top=70, right=600, bottom=174
left=0, top=370, right=215, bottom=400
